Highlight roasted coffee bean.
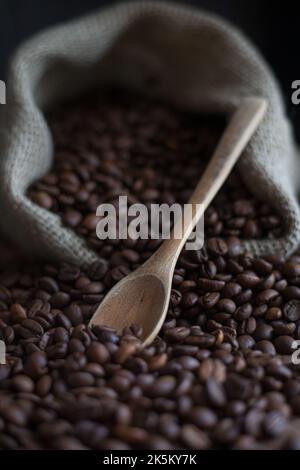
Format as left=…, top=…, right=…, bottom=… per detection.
left=252, top=259, right=273, bottom=275
left=237, top=335, right=255, bottom=349
left=263, top=411, right=288, bottom=437
left=67, top=372, right=95, bottom=387
left=265, top=307, right=282, bottom=320
left=181, top=424, right=210, bottom=449
left=148, top=376, right=176, bottom=397
left=170, top=289, right=182, bottom=307
left=225, top=374, right=252, bottom=400
left=272, top=321, right=296, bottom=336
left=51, top=292, right=70, bottom=308
left=31, top=191, right=53, bottom=209
left=191, top=406, right=218, bottom=429
left=21, top=319, right=44, bottom=336
left=181, top=292, right=199, bottom=309
left=198, top=359, right=226, bottom=383
left=1, top=91, right=299, bottom=451
left=253, top=323, right=273, bottom=341
left=273, top=336, right=295, bottom=354
left=87, top=342, right=110, bottom=364
left=217, top=298, right=236, bottom=313
left=222, top=282, right=242, bottom=298
left=24, top=352, right=48, bottom=378
left=213, top=418, right=239, bottom=444
left=64, top=304, right=83, bottom=325
left=199, top=292, right=220, bottom=309
left=233, top=303, right=252, bottom=321
left=206, top=379, right=226, bottom=407
left=35, top=375, right=52, bottom=397
left=10, top=375, right=34, bottom=393
left=282, top=286, right=300, bottom=300
left=254, top=340, right=276, bottom=355
left=207, top=238, right=228, bottom=256
left=164, top=327, right=190, bottom=342
left=255, top=289, right=279, bottom=305
left=198, top=278, right=225, bottom=292
left=283, top=300, right=300, bottom=321
left=10, top=303, right=27, bottom=323
left=281, top=262, right=300, bottom=278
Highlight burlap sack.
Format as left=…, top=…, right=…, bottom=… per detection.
left=0, top=0, right=299, bottom=268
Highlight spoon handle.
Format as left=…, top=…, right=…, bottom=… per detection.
left=147, top=97, right=267, bottom=270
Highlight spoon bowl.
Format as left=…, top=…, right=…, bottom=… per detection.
left=90, top=272, right=169, bottom=346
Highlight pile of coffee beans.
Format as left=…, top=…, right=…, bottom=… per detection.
left=28, top=90, right=282, bottom=254
left=0, top=91, right=299, bottom=450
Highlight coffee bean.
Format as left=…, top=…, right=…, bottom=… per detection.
left=24, top=352, right=47, bottom=378
left=272, top=321, right=296, bottom=336
left=0, top=406, right=27, bottom=427
left=253, top=323, right=273, bottom=341
left=263, top=411, right=288, bottom=437
left=265, top=307, right=282, bottom=320
left=244, top=409, right=264, bottom=437
left=35, top=375, right=52, bottom=397
left=283, top=300, right=300, bottom=321
left=38, top=277, right=59, bottom=294
left=149, top=376, right=176, bottom=397
left=65, top=304, right=83, bottom=325
left=206, top=379, right=226, bottom=407
left=217, top=298, right=236, bottom=313
left=238, top=335, right=255, bottom=349
left=222, top=282, right=242, bottom=298
left=282, top=286, right=300, bottom=300
left=88, top=261, right=108, bottom=281
left=21, top=319, right=44, bottom=336
left=10, top=375, right=34, bottom=393
left=207, top=238, right=228, bottom=256
left=199, top=292, right=220, bottom=309
left=87, top=342, right=110, bottom=364
left=274, top=336, right=295, bottom=354
left=225, top=374, right=252, bottom=400
left=10, top=303, right=27, bottom=323
left=82, top=214, right=100, bottom=231
left=198, top=278, right=225, bottom=292
left=191, top=406, right=217, bottom=429
left=31, top=191, right=53, bottom=209
left=58, top=265, right=81, bottom=282
left=51, top=292, right=70, bottom=308
left=254, top=340, right=276, bottom=355
left=164, top=327, right=190, bottom=342
left=181, top=424, right=210, bottom=449
left=234, top=303, right=252, bottom=321
left=198, top=359, right=226, bottom=383
left=70, top=371, right=95, bottom=387
left=181, top=292, right=199, bottom=308
left=281, top=262, right=300, bottom=278
left=0, top=90, right=298, bottom=450
left=256, top=289, right=279, bottom=305
left=252, top=259, right=273, bottom=275
left=62, top=209, right=82, bottom=228
left=213, top=418, right=239, bottom=444
left=170, top=289, right=182, bottom=307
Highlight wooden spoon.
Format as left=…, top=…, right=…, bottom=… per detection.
left=89, top=97, right=267, bottom=346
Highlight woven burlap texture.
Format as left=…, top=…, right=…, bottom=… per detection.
left=0, top=0, right=299, bottom=268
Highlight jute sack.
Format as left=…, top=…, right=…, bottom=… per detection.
left=0, top=0, right=299, bottom=268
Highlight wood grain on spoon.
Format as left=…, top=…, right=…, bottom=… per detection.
left=89, top=97, right=267, bottom=346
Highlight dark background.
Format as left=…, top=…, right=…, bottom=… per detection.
left=0, top=0, right=300, bottom=130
